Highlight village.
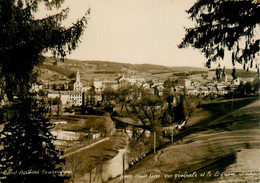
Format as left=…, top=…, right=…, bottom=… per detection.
left=43, top=67, right=249, bottom=108
left=0, top=63, right=259, bottom=183
left=36, top=65, right=258, bottom=183
left=1, top=0, right=260, bottom=183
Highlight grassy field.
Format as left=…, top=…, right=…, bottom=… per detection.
left=53, top=114, right=107, bottom=132
left=191, top=97, right=258, bottom=128
left=107, top=97, right=260, bottom=183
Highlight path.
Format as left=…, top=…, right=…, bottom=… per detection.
left=61, top=137, right=109, bottom=158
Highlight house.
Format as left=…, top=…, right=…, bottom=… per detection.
left=186, top=86, right=198, bottom=95
left=48, top=91, right=83, bottom=106
left=93, top=79, right=103, bottom=89
left=183, top=79, right=191, bottom=87
left=119, top=75, right=145, bottom=87
left=129, top=76, right=145, bottom=84
left=82, top=86, right=91, bottom=92
left=102, top=79, right=119, bottom=90
left=47, top=91, right=60, bottom=99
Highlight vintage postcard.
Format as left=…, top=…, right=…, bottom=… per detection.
left=0, top=0, right=259, bottom=183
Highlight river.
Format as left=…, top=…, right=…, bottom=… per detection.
left=77, top=143, right=129, bottom=183
left=102, top=148, right=129, bottom=181
left=76, top=127, right=150, bottom=183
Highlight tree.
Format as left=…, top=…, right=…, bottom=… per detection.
left=61, top=84, right=65, bottom=90
left=95, top=113, right=115, bottom=137
left=102, top=86, right=117, bottom=109
left=54, top=96, right=62, bottom=120
left=68, top=72, right=76, bottom=79
left=252, top=77, right=260, bottom=91
left=163, top=88, right=173, bottom=104
left=179, top=0, right=260, bottom=75
left=0, top=0, right=90, bottom=100
left=230, top=82, right=254, bottom=98
left=172, top=95, right=185, bottom=124
left=0, top=97, right=68, bottom=183
left=85, top=86, right=96, bottom=106
left=126, top=129, right=151, bottom=162
left=162, top=94, right=199, bottom=126
left=52, top=83, right=57, bottom=90
left=163, top=79, right=178, bottom=89
left=183, top=95, right=199, bottom=122
left=124, top=90, right=199, bottom=156
left=116, top=87, right=131, bottom=113
left=63, top=153, right=82, bottom=183
left=127, top=92, right=165, bottom=132
left=161, top=88, right=175, bottom=126
left=0, top=0, right=89, bottom=182
left=126, top=92, right=165, bottom=157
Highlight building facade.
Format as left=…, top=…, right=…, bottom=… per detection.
left=48, top=91, right=83, bottom=106
left=74, top=69, right=83, bottom=91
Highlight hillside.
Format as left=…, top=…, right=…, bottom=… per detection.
left=209, top=68, right=257, bottom=78
left=37, top=57, right=257, bottom=84
left=37, top=57, right=208, bottom=83
left=108, top=98, right=260, bottom=183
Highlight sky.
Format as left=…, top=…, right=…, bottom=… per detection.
left=37, top=0, right=237, bottom=68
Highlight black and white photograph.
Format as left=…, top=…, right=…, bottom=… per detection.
left=0, top=0, right=260, bottom=182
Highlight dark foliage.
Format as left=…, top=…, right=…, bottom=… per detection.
left=0, top=0, right=90, bottom=100
left=0, top=97, right=68, bottom=183
left=0, top=0, right=89, bottom=182
left=68, top=72, right=76, bottom=79
left=225, top=79, right=259, bottom=98
left=172, top=71, right=208, bottom=77
left=172, top=95, right=185, bottom=123
left=179, top=0, right=260, bottom=75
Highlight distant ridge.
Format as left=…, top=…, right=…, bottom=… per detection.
left=38, top=57, right=256, bottom=83
left=44, top=57, right=208, bottom=72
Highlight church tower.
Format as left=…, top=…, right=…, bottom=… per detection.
left=74, top=69, right=83, bottom=91
left=76, top=69, right=80, bottom=83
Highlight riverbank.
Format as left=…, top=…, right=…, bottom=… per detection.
left=108, top=97, right=260, bottom=183
left=64, top=132, right=126, bottom=183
